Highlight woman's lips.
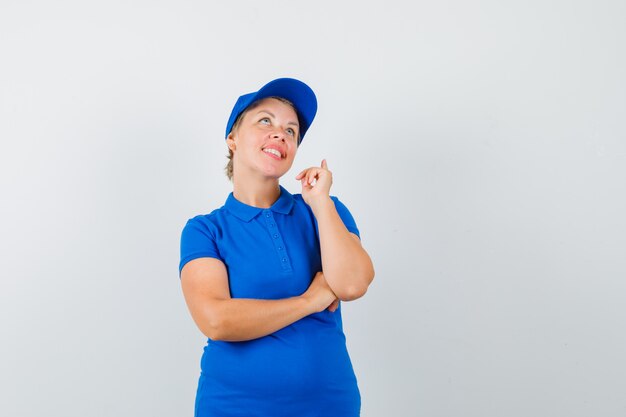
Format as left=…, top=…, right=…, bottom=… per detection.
left=262, top=149, right=283, bottom=160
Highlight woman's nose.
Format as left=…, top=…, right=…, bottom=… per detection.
left=271, top=130, right=286, bottom=141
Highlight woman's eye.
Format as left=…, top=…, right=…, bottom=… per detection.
left=286, top=128, right=295, bottom=136
left=260, top=118, right=270, bottom=125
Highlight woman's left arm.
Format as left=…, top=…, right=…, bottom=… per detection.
left=296, top=159, right=375, bottom=301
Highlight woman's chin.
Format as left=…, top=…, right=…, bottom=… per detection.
left=259, top=163, right=292, bottom=178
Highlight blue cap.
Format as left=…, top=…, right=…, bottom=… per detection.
left=225, top=78, right=318, bottom=143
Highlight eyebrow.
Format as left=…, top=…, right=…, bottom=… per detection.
left=255, top=110, right=299, bottom=127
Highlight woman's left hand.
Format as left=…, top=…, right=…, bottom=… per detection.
left=295, top=159, right=333, bottom=207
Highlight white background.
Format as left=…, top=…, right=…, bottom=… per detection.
left=1, top=1, right=625, bottom=416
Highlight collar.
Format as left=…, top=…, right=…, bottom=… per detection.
left=224, top=185, right=295, bottom=222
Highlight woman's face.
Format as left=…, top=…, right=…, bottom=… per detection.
left=227, top=97, right=300, bottom=180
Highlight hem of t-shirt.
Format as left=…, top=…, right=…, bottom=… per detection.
left=179, top=253, right=223, bottom=278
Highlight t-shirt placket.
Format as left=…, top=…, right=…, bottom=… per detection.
left=263, top=209, right=293, bottom=272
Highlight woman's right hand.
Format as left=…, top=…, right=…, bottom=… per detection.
left=303, top=271, right=339, bottom=313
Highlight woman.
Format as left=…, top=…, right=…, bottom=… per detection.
left=179, top=78, right=375, bottom=417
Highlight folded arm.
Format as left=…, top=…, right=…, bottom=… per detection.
left=310, top=197, right=375, bottom=301
left=180, top=258, right=337, bottom=342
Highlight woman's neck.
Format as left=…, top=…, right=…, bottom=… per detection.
left=232, top=174, right=281, bottom=208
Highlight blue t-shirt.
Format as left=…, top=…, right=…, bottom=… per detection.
left=179, top=185, right=361, bottom=417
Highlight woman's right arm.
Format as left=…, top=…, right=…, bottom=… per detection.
left=180, top=258, right=337, bottom=342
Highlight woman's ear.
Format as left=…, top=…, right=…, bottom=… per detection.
left=226, top=134, right=236, bottom=151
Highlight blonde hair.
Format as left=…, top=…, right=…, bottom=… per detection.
left=225, top=96, right=300, bottom=181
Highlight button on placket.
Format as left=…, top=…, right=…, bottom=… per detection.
left=263, top=210, right=292, bottom=272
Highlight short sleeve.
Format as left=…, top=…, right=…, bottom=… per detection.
left=330, top=196, right=361, bottom=239
left=179, top=217, right=223, bottom=277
